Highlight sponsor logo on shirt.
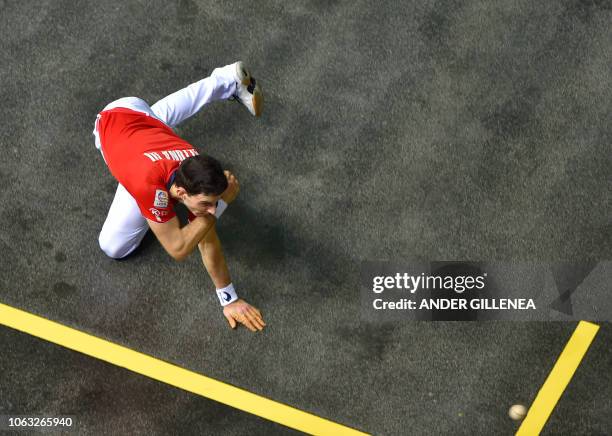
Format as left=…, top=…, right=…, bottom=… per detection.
left=154, top=189, right=169, bottom=208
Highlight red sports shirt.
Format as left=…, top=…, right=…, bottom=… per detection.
left=97, top=107, right=199, bottom=223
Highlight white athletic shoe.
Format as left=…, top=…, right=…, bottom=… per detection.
left=232, top=61, right=263, bottom=117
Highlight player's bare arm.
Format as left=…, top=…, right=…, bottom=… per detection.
left=199, top=169, right=266, bottom=333
left=147, top=214, right=216, bottom=261
left=197, top=225, right=265, bottom=332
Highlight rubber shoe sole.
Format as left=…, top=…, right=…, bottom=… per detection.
left=234, top=61, right=263, bottom=117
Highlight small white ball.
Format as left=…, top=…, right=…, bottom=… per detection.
left=509, top=404, right=527, bottom=421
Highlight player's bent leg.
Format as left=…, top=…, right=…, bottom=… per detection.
left=98, top=184, right=149, bottom=259
left=150, top=70, right=236, bottom=128
left=150, top=61, right=262, bottom=128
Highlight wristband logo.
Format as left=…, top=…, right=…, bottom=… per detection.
left=222, top=292, right=231, bottom=302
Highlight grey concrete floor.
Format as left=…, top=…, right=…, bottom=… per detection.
left=0, top=0, right=610, bottom=435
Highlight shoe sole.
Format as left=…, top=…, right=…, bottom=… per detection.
left=236, top=61, right=263, bottom=117
left=252, top=86, right=263, bottom=117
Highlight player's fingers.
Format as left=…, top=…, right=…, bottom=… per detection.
left=247, top=305, right=262, bottom=318
left=242, top=312, right=261, bottom=331
left=242, top=319, right=257, bottom=332
left=247, top=312, right=265, bottom=330
left=253, top=317, right=265, bottom=329
left=248, top=307, right=265, bottom=326
left=243, top=311, right=261, bottom=330
left=234, top=311, right=256, bottom=331
left=252, top=318, right=265, bottom=331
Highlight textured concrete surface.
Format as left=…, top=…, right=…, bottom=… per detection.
left=0, top=328, right=301, bottom=435
left=0, top=0, right=610, bottom=435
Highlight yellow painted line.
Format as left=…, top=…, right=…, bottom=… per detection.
left=0, top=303, right=369, bottom=436
left=516, top=321, right=600, bottom=436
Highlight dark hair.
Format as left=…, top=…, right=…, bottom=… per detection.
left=174, top=155, right=228, bottom=196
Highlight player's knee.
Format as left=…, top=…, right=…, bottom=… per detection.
left=98, top=233, right=131, bottom=259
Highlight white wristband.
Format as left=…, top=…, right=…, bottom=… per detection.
left=215, top=199, right=228, bottom=219
left=216, top=283, right=238, bottom=306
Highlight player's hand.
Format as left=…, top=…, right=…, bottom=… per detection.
left=221, top=170, right=240, bottom=204
left=223, top=299, right=265, bottom=332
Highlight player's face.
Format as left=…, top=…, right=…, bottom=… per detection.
left=183, top=192, right=221, bottom=217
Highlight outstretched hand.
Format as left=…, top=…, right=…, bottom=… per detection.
left=223, top=299, right=266, bottom=332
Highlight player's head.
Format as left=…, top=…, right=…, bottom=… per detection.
left=174, top=155, right=228, bottom=216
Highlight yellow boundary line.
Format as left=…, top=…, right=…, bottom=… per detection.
left=0, top=303, right=369, bottom=436
left=516, top=321, right=600, bottom=436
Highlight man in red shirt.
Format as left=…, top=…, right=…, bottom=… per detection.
left=93, top=61, right=265, bottom=332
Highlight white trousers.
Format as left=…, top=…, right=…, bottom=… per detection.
left=94, top=63, right=238, bottom=259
